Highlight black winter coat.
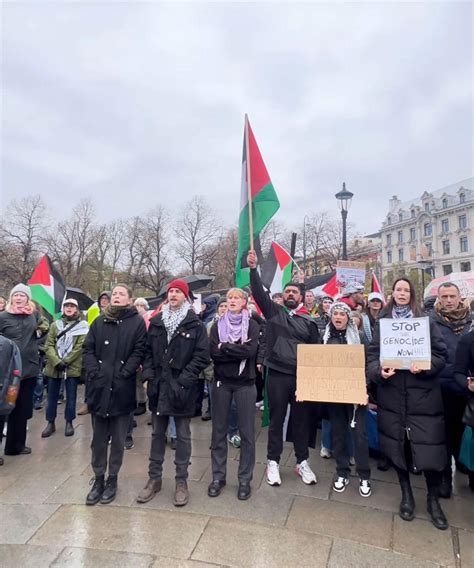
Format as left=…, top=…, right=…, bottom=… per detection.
left=83, top=307, right=147, bottom=417
left=210, top=318, right=260, bottom=386
left=367, top=311, right=447, bottom=472
left=453, top=331, right=474, bottom=427
left=430, top=309, right=472, bottom=395
left=144, top=309, right=209, bottom=417
left=0, top=311, right=40, bottom=380
left=250, top=269, right=320, bottom=375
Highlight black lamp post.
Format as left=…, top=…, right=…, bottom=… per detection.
left=335, top=182, right=354, bottom=261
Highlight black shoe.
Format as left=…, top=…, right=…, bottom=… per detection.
left=86, top=476, right=105, bottom=505
left=64, top=421, right=74, bottom=437
left=0, top=457, right=4, bottom=466
left=438, top=472, right=452, bottom=499
left=41, top=421, right=56, bottom=438
left=201, top=411, right=211, bottom=421
left=377, top=456, right=390, bottom=472
left=100, top=476, right=118, bottom=504
left=237, top=482, right=251, bottom=501
left=469, top=472, right=474, bottom=492
left=170, top=437, right=177, bottom=450
left=134, top=403, right=146, bottom=416
left=19, top=446, right=32, bottom=455
left=124, top=435, right=134, bottom=450
left=208, top=480, right=226, bottom=497
left=427, top=495, right=448, bottom=530
left=399, top=480, right=415, bottom=521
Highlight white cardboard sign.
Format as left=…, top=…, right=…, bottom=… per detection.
left=379, top=317, right=431, bottom=370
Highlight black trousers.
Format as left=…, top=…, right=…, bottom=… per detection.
left=267, top=369, right=309, bottom=464
left=211, top=382, right=256, bottom=483
left=442, top=389, right=467, bottom=471
left=90, top=413, right=129, bottom=477
left=328, top=403, right=370, bottom=479
left=4, top=377, right=35, bottom=455
left=394, top=437, right=441, bottom=495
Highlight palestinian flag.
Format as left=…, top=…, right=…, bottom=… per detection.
left=235, top=116, right=280, bottom=287
left=261, top=241, right=293, bottom=294
left=321, top=274, right=338, bottom=298
left=28, top=254, right=66, bottom=319
left=371, top=270, right=383, bottom=295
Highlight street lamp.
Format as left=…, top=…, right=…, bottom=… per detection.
left=335, top=182, right=354, bottom=261
left=302, top=215, right=310, bottom=274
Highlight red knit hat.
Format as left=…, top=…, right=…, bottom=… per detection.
left=167, top=279, right=190, bottom=299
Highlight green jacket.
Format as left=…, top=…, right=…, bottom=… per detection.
left=44, top=317, right=87, bottom=378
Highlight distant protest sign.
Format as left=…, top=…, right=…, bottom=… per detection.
left=379, top=317, right=431, bottom=370
left=336, top=260, right=366, bottom=290
left=296, top=344, right=367, bottom=405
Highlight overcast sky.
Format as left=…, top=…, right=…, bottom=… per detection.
left=1, top=1, right=473, bottom=236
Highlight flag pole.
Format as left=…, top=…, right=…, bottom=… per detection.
left=245, top=114, right=254, bottom=250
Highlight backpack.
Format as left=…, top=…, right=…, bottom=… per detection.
left=0, top=336, right=22, bottom=416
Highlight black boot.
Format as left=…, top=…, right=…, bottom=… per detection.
left=427, top=494, right=449, bottom=530
left=438, top=469, right=452, bottom=499
left=86, top=476, right=105, bottom=506
left=64, top=421, right=74, bottom=437
left=399, top=477, right=415, bottom=521
left=41, top=421, right=56, bottom=438
left=100, top=476, right=118, bottom=504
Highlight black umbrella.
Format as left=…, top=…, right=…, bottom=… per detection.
left=65, top=287, right=94, bottom=310
left=158, top=274, right=215, bottom=297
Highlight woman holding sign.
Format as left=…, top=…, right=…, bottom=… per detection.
left=367, top=278, right=449, bottom=531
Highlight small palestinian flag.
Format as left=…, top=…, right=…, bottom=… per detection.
left=371, top=270, right=383, bottom=295
left=235, top=116, right=280, bottom=288
left=261, top=241, right=293, bottom=294
left=28, top=254, right=66, bottom=319
left=321, top=274, right=338, bottom=298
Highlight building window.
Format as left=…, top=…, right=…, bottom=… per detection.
left=442, top=240, right=450, bottom=255
left=460, top=236, right=468, bottom=253
left=398, top=212, right=403, bottom=222
left=426, top=242, right=433, bottom=256
left=411, top=209, right=416, bottom=218
left=459, top=214, right=467, bottom=229
left=387, top=216, right=392, bottom=225
left=410, top=227, right=416, bottom=241
left=398, top=248, right=404, bottom=262
left=441, top=219, right=449, bottom=233
left=443, top=264, right=453, bottom=276
left=460, top=193, right=465, bottom=204
left=424, top=223, right=432, bottom=236
left=424, top=202, right=430, bottom=212
left=461, top=261, right=471, bottom=272
left=387, top=251, right=392, bottom=264
left=386, top=234, right=391, bottom=246
left=398, top=230, right=403, bottom=243
left=442, top=198, right=448, bottom=209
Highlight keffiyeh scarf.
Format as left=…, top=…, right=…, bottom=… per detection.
left=162, top=302, right=191, bottom=342
left=218, top=309, right=250, bottom=375
left=322, top=302, right=361, bottom=345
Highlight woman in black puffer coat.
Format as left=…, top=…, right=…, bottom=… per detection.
left=367, top=277, right=448, bottom=530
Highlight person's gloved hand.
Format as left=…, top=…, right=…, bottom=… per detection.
left=57, top=361, right=68, bottom=372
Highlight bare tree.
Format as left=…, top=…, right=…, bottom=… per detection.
left=175, top=196, right=222, bottom=274
left=259, top=220, right=293, bottom=257
left=0, top=194, right=47, bottom=283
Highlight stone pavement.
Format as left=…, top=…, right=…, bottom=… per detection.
left=1, top=389, right=473, bottom=568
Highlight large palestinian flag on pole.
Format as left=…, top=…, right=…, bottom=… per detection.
left=28, top=254, right=66, bottom=320
left=235, top=116, right=280, bottom=288
left=261, top=241, right=293, bottom=294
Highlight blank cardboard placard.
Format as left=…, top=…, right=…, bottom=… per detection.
left=379, top=317, right=431, bottom=370
left=296, top=344, right=367, bottom=404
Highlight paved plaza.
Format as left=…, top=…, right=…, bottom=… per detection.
left=1, top=388, right=473, bottom=567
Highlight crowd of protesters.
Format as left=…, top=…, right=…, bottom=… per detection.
left=0, top=250, right=473, bottom=532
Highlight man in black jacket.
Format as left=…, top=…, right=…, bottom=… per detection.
left=431, top=282, right=472, bottom=497
left=137, top=279, right=209, bottom=507
left=83, top=284, right=147, bottom=506
left=247, top=250, right=321, bottom=487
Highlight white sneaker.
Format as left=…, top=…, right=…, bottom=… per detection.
left=359, top=479, right=372, bottom=497
left=320, top=447, right=332, bottom=459
left=266, top=460, right=281, bottom=486
left=295, top=460, right=317, bottom=485
left=255, top=401, right=264, bottom=409
left=333, top=476, right=349, bottom=492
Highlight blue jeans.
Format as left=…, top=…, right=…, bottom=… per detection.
left=45, top=377, right=79, bottom=422
left=321, top=418, right=354, bottom=455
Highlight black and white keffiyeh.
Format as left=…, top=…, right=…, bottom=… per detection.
left=322, top=301, right=361, bottom=345
left=162, top=302, right=191, bottom=342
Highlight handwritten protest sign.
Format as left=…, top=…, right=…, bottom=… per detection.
left=296, top=344, right=367, bottom=404
left=336, top=260, right=366, bottom=290
left=379, top=317, right=431, bottom=370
